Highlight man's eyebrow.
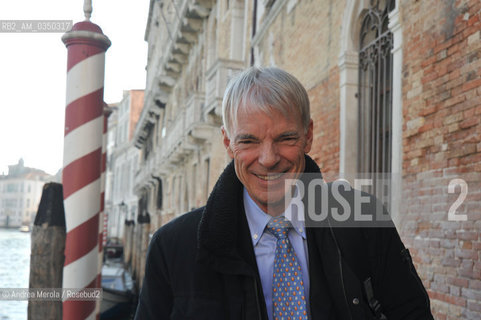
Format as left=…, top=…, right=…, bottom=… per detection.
left=278, top=131, right=300, bottom=138
left=234, top=134, right=258, bottom=142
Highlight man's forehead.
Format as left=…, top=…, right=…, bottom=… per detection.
left=227, top=103, right=304, bottom=136
left=235, top=105, right=300, bottom=123
left=231, top=120, right=301, bottom=138
left=237, top=102, right=290, bottom=116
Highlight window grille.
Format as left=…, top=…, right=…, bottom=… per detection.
left=358, top=0, right=395, bottom=206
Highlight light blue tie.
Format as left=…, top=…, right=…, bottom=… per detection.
left=267, top=216, right=308, bottom=320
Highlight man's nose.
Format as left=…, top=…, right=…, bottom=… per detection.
left=258, top=142, right=280, bottom=168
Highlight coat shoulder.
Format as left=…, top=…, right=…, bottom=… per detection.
left=151, top=207, right=204, bottom=248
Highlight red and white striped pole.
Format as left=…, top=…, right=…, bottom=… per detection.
left=61, top=2, right=110, bottom=319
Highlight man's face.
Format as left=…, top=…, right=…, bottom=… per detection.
left=222, top=106, right=313, bottom=216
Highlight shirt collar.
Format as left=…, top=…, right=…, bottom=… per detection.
left=243, top=188, right=271, bottom=246
left=284, top=197, right=306, bottom=239
left=243, top=188, right=306, bottom=247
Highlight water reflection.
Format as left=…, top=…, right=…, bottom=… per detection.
left=0, top=228, right=30, bottom=320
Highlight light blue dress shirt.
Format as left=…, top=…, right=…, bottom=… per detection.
left=243, top=188, right=310, bottom=320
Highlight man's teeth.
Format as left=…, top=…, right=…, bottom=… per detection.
left=257, top=173, right=283, bottom=181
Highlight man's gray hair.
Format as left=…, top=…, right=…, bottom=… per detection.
left=222, top=66, right=310, bottom=137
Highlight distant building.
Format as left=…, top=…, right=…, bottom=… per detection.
left=105, top=90, right=144, bottom=241
left=0, top=159, right=54, bottom=227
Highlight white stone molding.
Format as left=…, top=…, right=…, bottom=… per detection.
left=188, top=3, right=210, bottom=18
left=166, top=62, right=182, bottom=73
left=339, top=0, right=403, bottom=222
left=286, top=0, right=298, bottom=14
left=388, top=5, right=403, bottom=226
left=338, top=50, right=359, bottom=183
left=183, top=17, right=203, bottom=31
left=174, top=42, right=191, bottom=55
left=229, top=0, right=245, bottom=61
left=251, top=0, right=288, bottom=47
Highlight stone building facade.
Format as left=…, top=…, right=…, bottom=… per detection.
left=133, top=0, right=481, bottom=318
left=105, top=90, right=144, bottom=241
left=0, top=159, right=53, bottom=228
left=134, top=0, right=251, bottom=231
left=104, top=90, right=145, bottom=287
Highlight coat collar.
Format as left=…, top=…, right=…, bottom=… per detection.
left=196, top=155, right=322, bottom=274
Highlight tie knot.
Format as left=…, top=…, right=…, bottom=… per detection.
left=267, top=216, right=292, bottom=239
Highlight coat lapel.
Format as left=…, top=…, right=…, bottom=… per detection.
left=196, top=161, right=255, bottom=276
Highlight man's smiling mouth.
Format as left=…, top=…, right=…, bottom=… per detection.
left=255, top=173, right=284, bottom=181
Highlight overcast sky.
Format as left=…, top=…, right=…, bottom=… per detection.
left=0, top=0, right=149, bottom=175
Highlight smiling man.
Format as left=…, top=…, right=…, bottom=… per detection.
left=134, top=67, right=433, bottom=320
left=221, top=70, right=313, bottom=216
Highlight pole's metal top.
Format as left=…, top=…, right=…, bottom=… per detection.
left=61, top=20, right=111, bottom=50
left=61, top=0, right=110, bottom=50
left=84, top=0, right=92, bottom=21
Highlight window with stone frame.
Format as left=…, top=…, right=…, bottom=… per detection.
left=357, top=0, right=396, bottom=206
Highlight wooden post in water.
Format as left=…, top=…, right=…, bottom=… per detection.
left=137, top=213, right=150, bottom=289
left=132, top=223, right=139, bottom=283
left=123, top=220, right=134, bottom=267
left=28, top=182, right=66, bottom=320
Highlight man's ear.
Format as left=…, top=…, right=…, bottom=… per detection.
left=221, top=126, right=234, bottom=159
left=304, top=119, right=314, bottom=154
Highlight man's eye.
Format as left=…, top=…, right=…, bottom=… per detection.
left=239, top=140, right=255, bottom=144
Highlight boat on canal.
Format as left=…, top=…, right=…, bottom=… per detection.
left=100, top=244, right=137, bottom=319
left=18, top=225, right=30, bottom=232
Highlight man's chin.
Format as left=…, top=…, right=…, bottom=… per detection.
left=256, top=194, right=291, bottom=215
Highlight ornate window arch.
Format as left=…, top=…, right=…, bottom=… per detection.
left=358, top=0, right=395, bottom=175
left=339, top=0, right=403, bottom=220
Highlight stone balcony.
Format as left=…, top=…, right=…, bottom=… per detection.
left=154, top=0, right=213, bottom=104
left=185, top=93, right=217, bottom=141
left=204, top=58, right=245, bottom=121
left=134, top=150, right=157, bottom=193
left=135, top=0, right=213, bottom=149
left=185, top=93, right=204, bottom=130
left=163, top=112, right=186, bottom=163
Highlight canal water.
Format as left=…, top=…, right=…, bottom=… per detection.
left=0, top=228, right=30, bottom=320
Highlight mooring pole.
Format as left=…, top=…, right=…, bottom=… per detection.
left=28, top=183, right=66, bottom=320
left=61, top=1, right=110, bottom=318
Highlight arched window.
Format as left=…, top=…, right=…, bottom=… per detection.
left=339, top=0, right=402, bottom=217
left=357, top=0, right=395, bottom=207
left=358, top=0, right=394, bottom=208
left=358, top=0, right=395, bottom=175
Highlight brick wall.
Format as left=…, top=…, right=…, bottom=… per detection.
left=399, top=0, right=481, bottom=318
left=308, top=68, right=341, bottom=176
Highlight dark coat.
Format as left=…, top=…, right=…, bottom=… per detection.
left=134, top=156, right=433, bottom=320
